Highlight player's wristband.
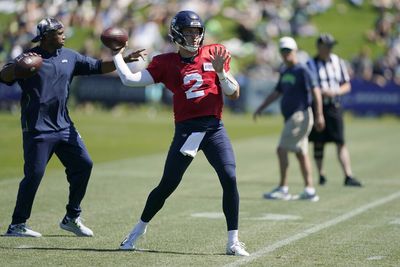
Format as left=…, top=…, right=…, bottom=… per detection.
left=217, top=71, right=238, bottom=95
left=217, top=71, right=227, bottom=81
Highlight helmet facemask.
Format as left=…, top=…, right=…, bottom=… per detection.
left=171, top=26, right=204, bottom=52
left=169, top=10, right=205, bottom=53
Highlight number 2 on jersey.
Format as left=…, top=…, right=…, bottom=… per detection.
left=184, top=73, right=204, bottom=99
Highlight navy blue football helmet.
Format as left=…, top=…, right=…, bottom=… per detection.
left=169, top=10, right=205, bottom=52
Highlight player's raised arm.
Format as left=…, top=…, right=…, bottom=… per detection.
left=210, top=46, right=240, bottom=100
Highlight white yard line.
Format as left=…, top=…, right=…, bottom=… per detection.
left=224, top=190, right=400, bottom=267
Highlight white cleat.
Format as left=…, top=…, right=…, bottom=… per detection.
left=119, top=228, right=146, bottom=250
left=5, top=223, right=42, bottom=237
left=263, top=187, right=291, bottom=200
left=226, top=241, right=250, bottom=256
left=59, top=216, right=93, bottom=237
left=291, top=191, right=320, bottom=202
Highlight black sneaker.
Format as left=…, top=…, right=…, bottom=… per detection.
left=344, top=176, right=362, bottom=187
left=319, top=175, right=327, bottom=185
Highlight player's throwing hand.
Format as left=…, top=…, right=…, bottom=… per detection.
left=111, top=42, right=146, bottom=63
left=124, top=49, right=147, bottom=63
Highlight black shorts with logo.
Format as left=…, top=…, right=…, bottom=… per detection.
left=309, top=102, right=345, bottom=144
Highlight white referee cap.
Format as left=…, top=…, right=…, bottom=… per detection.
left=279, top=36, right=298, bottom=50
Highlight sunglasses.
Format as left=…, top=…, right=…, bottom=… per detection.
left=280, top=48, right=293, bottom=53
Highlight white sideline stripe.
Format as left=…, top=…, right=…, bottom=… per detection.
left=224, top=191, right=400, bottom=267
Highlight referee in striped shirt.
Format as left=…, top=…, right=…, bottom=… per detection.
left=307, top=33, right=362, bottom=187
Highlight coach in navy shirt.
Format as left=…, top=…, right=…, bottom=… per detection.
left=0, top=17, right=138, bottom=237
left=254, top=37, right=324, bottom=202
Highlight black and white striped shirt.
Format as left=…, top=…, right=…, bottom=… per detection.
left=306, top=53, right=350, bottom=95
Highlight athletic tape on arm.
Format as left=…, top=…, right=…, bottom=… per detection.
left=217, top=71, right=238, bottom=95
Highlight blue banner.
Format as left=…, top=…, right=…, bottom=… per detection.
left=342, top=79, right=400, bottom=116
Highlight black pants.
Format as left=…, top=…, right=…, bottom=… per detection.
left=309, top=103, right=345, bottom=144
left=140, top=125, right=239, bottom=231
left=309, top=103, right=345, bottom=161
left=12, top=126, right=93, bottom=224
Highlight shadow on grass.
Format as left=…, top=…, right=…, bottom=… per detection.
left=0, top=245, right=224, bottom=256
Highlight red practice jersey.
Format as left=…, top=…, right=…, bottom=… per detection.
left=146, top=44, right=230, bottom=122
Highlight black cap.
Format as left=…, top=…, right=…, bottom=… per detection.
left=31, top=17, right=64, bottom=43
left=317, top=33, right=337, bottom=47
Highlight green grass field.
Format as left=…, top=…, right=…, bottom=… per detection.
left=0, top=109, right=399, bottom=266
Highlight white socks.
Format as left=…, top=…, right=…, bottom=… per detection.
left=305, top=187, right=316, bottom=195
left=228, top=230, right=239, bottom=245
left=279, top=186, right=315, bottom=195
left=279, top=186, right=289, bottom=194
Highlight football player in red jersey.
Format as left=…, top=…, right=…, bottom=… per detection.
left=110, top=10, right=249, bottom=256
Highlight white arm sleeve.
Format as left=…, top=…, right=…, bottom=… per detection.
left=217, top=71, right=239, bottom=96
left=112, top=53, right=154, bottom=87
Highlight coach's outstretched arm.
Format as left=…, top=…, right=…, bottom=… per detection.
left=112, top=47, right=154, bottom=87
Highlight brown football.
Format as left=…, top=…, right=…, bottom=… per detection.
left=100, top=27, right=128, bottom=50
left=14, top=54, right=43, bottom=79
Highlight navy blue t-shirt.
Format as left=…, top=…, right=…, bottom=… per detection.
left=275, top=63, right=316, bottom=121
left=3, top=46, right=102, bottom=132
